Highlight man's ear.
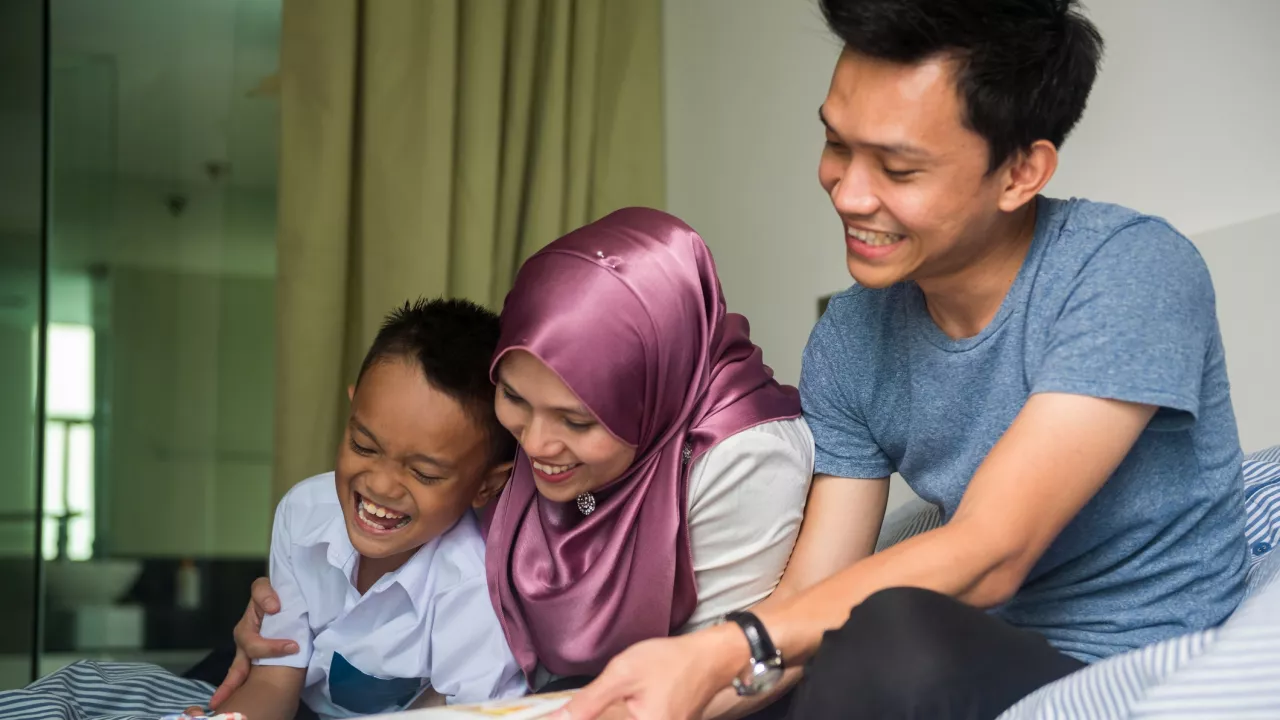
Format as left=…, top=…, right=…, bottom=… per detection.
left=347, top=384, right=355, bottom=403
left=473, top=460, right=514, bottom=509
left=997, top=139, right=1058, bottom=213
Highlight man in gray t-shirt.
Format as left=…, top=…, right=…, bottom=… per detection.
left=556, top=1, right=1249, bottom=719
left=803, top=195, right=1247, bottom=663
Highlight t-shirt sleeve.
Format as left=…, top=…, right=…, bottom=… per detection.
left=255, top=495, right=314, bottom=669
left=426, top=577, right=526, bottom=704
left=800, top=305, right=895, bottom=479
left=1032, top=219, right=1216, bottom=424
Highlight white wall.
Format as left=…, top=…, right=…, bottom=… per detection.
left=1193, top=213, right=1280, bottom=454
left=665, top=0, right=1280, bottom=484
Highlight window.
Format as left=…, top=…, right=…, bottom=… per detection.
left=43, top=323, right=95, bottom=560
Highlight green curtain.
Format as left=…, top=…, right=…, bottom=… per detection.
left=274, top=0, right=665, bottom=499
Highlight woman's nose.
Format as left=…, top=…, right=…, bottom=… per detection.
left=521, top=415, right=564, bottom=459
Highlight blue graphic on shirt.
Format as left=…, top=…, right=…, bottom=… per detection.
left=328, top=651, right=425, bottom=714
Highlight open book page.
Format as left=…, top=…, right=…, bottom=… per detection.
left=362, top=691, right=575, bottom=720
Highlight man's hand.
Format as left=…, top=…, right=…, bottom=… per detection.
left=209, top=577, right=298, bottom=709
left=554, top=626, right=749, bottom=720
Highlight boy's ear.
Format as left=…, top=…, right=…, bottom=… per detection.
left=472, top=460, right=514, bottom=509
left=347, top=384, right=355, bottom=402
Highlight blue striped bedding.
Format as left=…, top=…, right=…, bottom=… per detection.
left=877, top=446, right=1280, bottom=719
left=996, top=446, right=1280, bottom=719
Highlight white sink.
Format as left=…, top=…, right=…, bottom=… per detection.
left=44, top=560, right=142, bottom=609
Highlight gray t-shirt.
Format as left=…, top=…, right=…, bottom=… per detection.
left=801, top=196, right=1248, bottom=662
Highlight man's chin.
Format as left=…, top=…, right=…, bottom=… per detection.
left=846, top=258, right=906, bottom=289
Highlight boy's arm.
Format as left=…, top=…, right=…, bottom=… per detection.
left=216, top=665, right=306, bottom=720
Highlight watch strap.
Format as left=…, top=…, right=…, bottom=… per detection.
left=725, top=611, right=779, bottom=665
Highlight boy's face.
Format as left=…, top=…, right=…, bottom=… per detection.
left=335, top=358, right=503, bottom=566
left=817, top=48, right=1021, bottom=289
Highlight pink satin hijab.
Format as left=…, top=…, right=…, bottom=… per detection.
left=485, top=207, right=801, bottom=678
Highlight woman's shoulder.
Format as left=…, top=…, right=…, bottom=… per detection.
left=680, top=417, right=815, bottom=630
left=687, top=416, right=814, bottom=511
left=696, top=417, right=814, bottom=468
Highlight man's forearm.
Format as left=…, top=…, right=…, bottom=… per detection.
left=766, top=522, right=1017, bottom=664
left=693, top=521, right=1021, bottom=695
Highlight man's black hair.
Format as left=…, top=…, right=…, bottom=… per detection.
left=357, top=298, right=515, bottom=468
left=820, top=0, right=1104, bottom=172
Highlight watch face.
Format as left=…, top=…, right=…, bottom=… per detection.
left=752, top=661, right=784, bottom=693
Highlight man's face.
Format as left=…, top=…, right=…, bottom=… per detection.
left=818, top=48, right=1011, bottom=289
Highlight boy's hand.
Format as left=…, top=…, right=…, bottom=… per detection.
left=209, top=577, right=298, bottom=708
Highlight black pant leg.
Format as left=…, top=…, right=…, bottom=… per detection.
left=788, top=587, right=1084, bottom=720
left=181, top=642, right=237, bottom=685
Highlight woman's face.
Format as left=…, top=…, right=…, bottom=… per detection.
left=494, top=350, right=636, bottom=503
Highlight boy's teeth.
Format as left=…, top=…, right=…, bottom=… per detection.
left=847, top=227, right=904, bottom=246
left=532, top=461, right=574, bottom=475
left=357, top=504, right=411, bottom=529
left=360, top=496, right=405, bottom=519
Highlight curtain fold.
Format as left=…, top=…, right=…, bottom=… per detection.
left=273, top=0, right=665, bottom=499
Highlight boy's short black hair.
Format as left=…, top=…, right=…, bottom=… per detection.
left=820, top=0, right=1105, bottom=172
left=357, top=298, right=516, bottom=468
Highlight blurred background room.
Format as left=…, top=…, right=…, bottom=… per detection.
left=1, top=0, right=1276, bottom=689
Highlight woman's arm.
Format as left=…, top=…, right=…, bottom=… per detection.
left=216, top=665, right=306, bottom=720
left=680, top=419, right=816, bottom=632
left=208, top=577, right=299, bottom=708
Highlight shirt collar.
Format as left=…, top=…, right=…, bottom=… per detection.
left=308, top=506, right=453, bottom=615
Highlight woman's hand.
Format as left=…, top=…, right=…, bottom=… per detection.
left=207, top=577, right=298, bottom=708
left=553, top=626, right=748, bottom=720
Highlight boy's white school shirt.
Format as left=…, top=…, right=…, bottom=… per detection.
left=256, top=473, right=526, bottom=719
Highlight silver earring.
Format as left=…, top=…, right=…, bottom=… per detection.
left=576, top=492, right=597, bottom=516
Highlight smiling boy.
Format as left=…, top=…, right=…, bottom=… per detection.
left=215, top=298, right=524, bottom=720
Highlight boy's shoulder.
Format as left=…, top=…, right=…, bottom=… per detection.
left=406, top=511, right=489, bottom=596
left=273, top=472, right=345, bottom=548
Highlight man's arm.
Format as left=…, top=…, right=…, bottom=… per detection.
left=701, top=474, right=888, bottom=720
left=557, top=392, right=1155, bottom=720
left=751, top=393, right=1155, bottom=666
left=216, top=665, right=306, bottom=720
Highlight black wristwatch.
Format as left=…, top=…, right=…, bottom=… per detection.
left=723, top=611, right=784, bottom=696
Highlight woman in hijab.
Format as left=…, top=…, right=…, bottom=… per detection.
left=215, top=208, right=814, bottom=715
left=486, top=207, right=811, bottom=690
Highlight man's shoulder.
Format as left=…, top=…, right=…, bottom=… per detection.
left=1042, top=197, right=1201, bottom=267
left=808, top=283, right=911, bottom=365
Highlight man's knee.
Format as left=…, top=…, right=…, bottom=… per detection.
left=788, top=587, right=972, bottom=718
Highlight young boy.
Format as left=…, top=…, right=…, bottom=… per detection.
left=0, top=298, right=524, bottom=720
left=214, top=297, right=524, bottom=719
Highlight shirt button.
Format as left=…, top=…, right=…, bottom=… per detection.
left=1253, top=541, right=1273, bottom=557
